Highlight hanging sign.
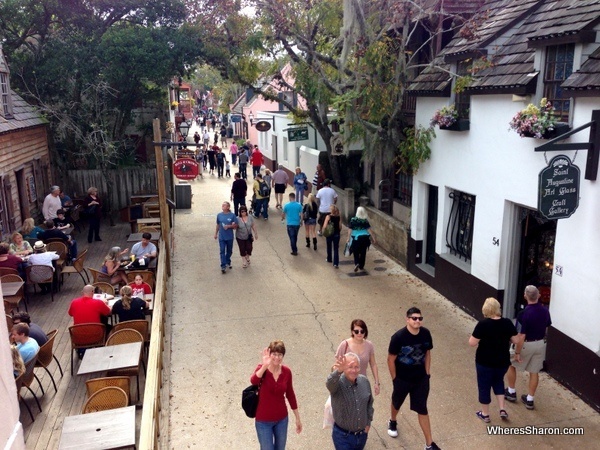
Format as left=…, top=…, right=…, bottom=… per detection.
left=230, top=114, right=242, bottom=123
left=173, top=158, right=199, bottom=180
left=538, top=154, right=580, bottom=220
left=287, top=127, right=308, bottom=141
left=255, top=120, right=272, bottom=132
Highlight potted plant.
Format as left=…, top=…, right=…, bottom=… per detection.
left=430, top=105, right=469, bottom=131
left=509, top=98, right=569, bottom=139
left=170, top=100, right=179, bottom=110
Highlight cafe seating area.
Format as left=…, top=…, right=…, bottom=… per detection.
left=3, top=219, right=161, bottom=449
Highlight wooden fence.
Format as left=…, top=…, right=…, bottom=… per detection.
left=139, top=239, right=169, bottom=449
left=64, top=168, right=157, bottom=212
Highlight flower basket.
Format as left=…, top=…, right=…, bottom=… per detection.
left=440, top=119, right=470, bottom=132
left=430, top=105, right=459, bottom=128
left=509, top=98, right=560, bottom=138
left=521, top=122, right=571, bottom=140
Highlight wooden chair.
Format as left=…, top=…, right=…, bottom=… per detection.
left=105, top=329, right=144, bottom=401
left=93, top=282, right=115, bottom=296
left=109, top=320, right=150, bottom=359
left=15, top=371, right=35, bottom=422
left=1, top=274, right=27, bottom=312
left=25, top=265, right=55, bottom=302
left=0, top=267, right=19, bottom=277
left=68, top=323, right=106, bottom=375
left=34, top=329, right=64, bottom=393
left=138, top=226, right=159, bottom=234
left=19, top=351, right=42, bottom=414
left=87, top=267, right=112, bottom=284
left=82, top=386, right=128, bottom=414
left=125, top=270, right=155, bottom=289
left=85, top=376, right=131, bottom=405
left=61, top=248, right=89, bottom=285
left=45, top=241, right=68, bottom=287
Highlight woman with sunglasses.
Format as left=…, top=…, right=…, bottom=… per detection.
left=251, top=340, right=302, bottom=449
left=235, top=205, right=258, bottom=268
left=335, top=319, right=381, bottom=395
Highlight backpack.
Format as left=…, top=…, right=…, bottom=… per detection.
left=258, top=180, right=271, bottom=197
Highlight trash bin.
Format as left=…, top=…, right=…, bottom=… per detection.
left=175, top=183, right=192, bottom=209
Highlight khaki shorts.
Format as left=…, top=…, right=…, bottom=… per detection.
left=512, top=340, right=546, bottom=373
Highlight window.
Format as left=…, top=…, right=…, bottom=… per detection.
left=544, top=44, right=574, bottom=123
left=394, top=170, right=412, bottom=207
left=454, top=60, right=471, bottom=120
left=0, top=72, right=12, bottom=118
left=278, top=91, right=297, bottom=111
left=445, top=190, right=475, bottom=262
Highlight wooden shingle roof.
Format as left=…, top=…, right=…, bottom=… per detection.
left=563, top=47, right=600, bottom=92
left=0, top=91, right=48, bottom=134
left=408, top=0, right=600, bottom=95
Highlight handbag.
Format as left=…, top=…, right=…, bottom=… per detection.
left=242, top=379, right=262, bottom=418
left=322, top=222, right=334, bottom=238
left=344, top=241, right=352, bottom=257
left=244, top=219, right=253, bottom=242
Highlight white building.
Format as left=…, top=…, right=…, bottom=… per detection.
left=407, top=0, right=600, bottom=411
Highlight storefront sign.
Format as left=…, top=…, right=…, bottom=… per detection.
left=538, top=154, right=579, bottom=220
left=287, top=127, right=308, bottom=141
left=255, top=120, right=272, bottom=132
left=173, top=158, right=199, bottom=180
left=230, top=114, right=242, bottom=123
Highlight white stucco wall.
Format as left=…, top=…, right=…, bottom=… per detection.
left=412, top=95, right=600, bottom=353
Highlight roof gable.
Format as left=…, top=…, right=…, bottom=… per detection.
left=0, top=90, right=48, bottom=133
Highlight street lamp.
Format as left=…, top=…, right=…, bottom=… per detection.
left=179, top=121, right=190, bottom=139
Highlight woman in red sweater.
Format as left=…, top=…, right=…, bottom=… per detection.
left=250, top=340, right=302, bottom=449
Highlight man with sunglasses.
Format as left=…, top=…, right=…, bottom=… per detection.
left=387, top=307, right=441, bottom=450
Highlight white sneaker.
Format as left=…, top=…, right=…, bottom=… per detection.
left=387, top=420, right=398, bottom=438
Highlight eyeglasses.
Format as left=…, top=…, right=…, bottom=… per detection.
left=352, top=329, right=365, bottom=335
left=409, top=316, right=424, bottom=321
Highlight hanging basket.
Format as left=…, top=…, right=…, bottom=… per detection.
left=439, top=119, right=470, bottom=132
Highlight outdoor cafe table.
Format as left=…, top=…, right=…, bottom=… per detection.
left=1, top=281, right=24, bottom=297
left=127, top=231, right=160, bottom=242
left=58, top=405, right=135, bottom=450
left=106, top=294, right=154, bottom=315
left=77, top=342, right=142, bottom=376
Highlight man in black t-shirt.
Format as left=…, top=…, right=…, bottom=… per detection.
left=387, top=307, right=440, bottom=450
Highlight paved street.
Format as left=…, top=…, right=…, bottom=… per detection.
left=168, top=145, right=599, bottom=449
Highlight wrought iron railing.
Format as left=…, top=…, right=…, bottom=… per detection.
left=445, top=190, right=475, bottom=261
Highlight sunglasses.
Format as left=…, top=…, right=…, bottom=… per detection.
left=409, top=316, right=424, bottom=321
left=352, top=329, right=365, bottom=335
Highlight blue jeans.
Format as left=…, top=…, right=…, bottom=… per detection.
left=218, top=239, right=233, bottom=269
left=254, top=198, right=269, bottom=219
left=231, top=154, right=237, bottom=165
left=287, top=225, right=300, bottom=253
left=332, top=424, right=368, bottom=450
left=295, top=186, right=305, bottom=204
left=476, top=363, right=508, bottom=404
left=253, top=165, right=261, bottom=178
left=255, top=416, right=288, bottom=450
left=326, top=233, right=340, bottom=265
left=240, top=163, right=247, bottom=179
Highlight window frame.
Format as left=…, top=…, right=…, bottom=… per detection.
left=543, top=43, right=574, bottom=123
left=445, top=189, right=475, bottom=263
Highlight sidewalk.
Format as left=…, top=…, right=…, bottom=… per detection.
left=167, top=145, right=599, bottom=449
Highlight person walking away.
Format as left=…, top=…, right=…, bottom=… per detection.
left=253, top=174, right=270, bottom=220
left=225, top=160, right=231, bottom=177
left=387, top=307, right=441, bottom=450
left=323, top=205, right=342, bottom=268
left=238, top=149, right=249, bottom=180
left=316, top=179, right=337, bottom=235
left=251, top=145, right=264, bottom=179
left=263, top=169, right=273, bottom=209
left=326, top=352, right=373, bottom=450
left=231, top=173, right=247, bottom=216
left=214, top=201, right=237, bottom=273
left=251, top=341, right=302, bottom=449
left=216, top=148, right=226, bottom=178
left=293, top=167, right=307, bottom=204
left=235, top=205, right=257, bottom=268
left=302, top=193, right=318, bottom=250
left=281, top=193, right=303, bottom=256
left=272, top=165, right=290, bottom=209
left=347, top=207, right=376, bottom=272
left=84, top=186, right=103, bottom=243
left=505, top=285, right=552, bottom=410
left=207, top=146, right=217, bottom=175
left=220, top=125, right=227, bottom=147
left=469, top=298, right=519, bottom=422
left=230, top=140, right=238, bottom=165
left=335, top=320, right=381, bottom=395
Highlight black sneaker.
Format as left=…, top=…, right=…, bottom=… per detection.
left=387, top=420, right=398, bottom=438
left=425, top=442, right=441, bottom=450
left=521, top=394, right=534, bottom=410
left=504, top=388, right=517, bottom=402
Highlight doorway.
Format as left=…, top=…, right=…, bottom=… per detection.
left=514, top=208, right=556, bottom=315
left=425, top=185, right=438, bottom=267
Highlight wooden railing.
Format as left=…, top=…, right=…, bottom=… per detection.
left=138, top=239, right=168, bottom=449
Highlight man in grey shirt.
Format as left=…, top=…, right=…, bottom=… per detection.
left=238, top=150, right=249, bottom=180
left=326, top=352, right=373, bottom=450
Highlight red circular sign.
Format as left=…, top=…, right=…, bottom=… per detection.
left=173, top=158, right=199, bottom=179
